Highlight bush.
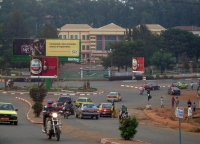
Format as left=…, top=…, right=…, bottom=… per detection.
left=146, top=75, right=154, bottom=80
left=119, top=117, right=138, bottom=140
left=29, top=87, right=47, bottom=102
left=162, top=75, right=168, bottom=79
left=32, top=102, right=43, bottom=117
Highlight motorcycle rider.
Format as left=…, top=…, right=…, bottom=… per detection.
left=120, top=104, right=127, bottom=117
left=139, top=86, right=145, bottom=94
left=62, top=100, right=71, bottom=113
left=42, top=100, right=57, bottom=132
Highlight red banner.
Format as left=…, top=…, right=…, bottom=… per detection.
left=132, top=57, right=144, bottom=73
left=30, top=57, right=58, bottom=78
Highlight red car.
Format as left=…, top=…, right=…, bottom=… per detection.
left=144, top=82, right=160, bottom=90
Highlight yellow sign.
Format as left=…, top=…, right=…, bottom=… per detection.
left=46, top=39, right=80, bottom=56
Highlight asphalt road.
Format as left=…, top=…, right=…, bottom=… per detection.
left=0, top=95, right=94, bottom=144
left=1, top=80, right=200, bottom=144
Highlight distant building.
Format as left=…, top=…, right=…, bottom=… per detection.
left=136, top=24, right=166, bottom=35
left=173, top=26, right=200, bottom=36
left=58, top=23, right=125, bottom=63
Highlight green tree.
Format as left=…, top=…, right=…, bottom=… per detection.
left=36, top=23, right=58, bottom=38
left=150, top=51, right=176, bottom=74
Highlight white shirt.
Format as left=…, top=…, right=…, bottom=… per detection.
left=188, top=107, right=192, bottom=116
left=161, top=98, right=164, bottom=105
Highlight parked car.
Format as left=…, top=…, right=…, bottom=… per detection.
left=144, top=82, right=160, bottom=90
left=75, top=97, right=93, bottom=107
left=98, top=103, right=112, bottom=117
left=107, top=92, right=122, bottom=102
left=74, top=103, right=100, bottom=119
left=0, top=102, right=18, bottom=125
left=56, top=96, right=74, bottom=115
left=168, top=87, right=181, bottom=95
left=172, top=82, right=188, bottom=89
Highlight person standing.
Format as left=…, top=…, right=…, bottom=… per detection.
left=111, top=102, right=116, bottom=118
left=187, top=106, right=193, bottom=123
left=190, top=82, right=194, bottom=91
left=171, top=96, right=175, bottom=108
left=193, top=102, right=196, bottom=113
left=187, top=99, right=192, bottom=107
left=175, top=97, right=179, bottom=107
left=160, top=97, right=164, bottom=108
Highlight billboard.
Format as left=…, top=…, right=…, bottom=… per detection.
left=30, top=57, right=58, bottom=78
left=132, top=57, right=144, bottom=73
left=13, top=39, right=80, bottom=57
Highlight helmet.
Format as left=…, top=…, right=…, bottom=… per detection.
left=48, top=100, right=53, bottom=104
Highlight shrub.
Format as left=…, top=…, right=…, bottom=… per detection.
left=162, top=75, right=168, bottom=79
left=32, top=102, right=43, bottom=117
left=119, top=117, right=138, bottom=140
left=146, top=75, right=154, bottom=80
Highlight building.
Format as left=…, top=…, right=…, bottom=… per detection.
left=173, top=26, right=200, bottom=36
left=58, top=23, right=125, bottom=63
left=136, top=24, right=166, bottom=35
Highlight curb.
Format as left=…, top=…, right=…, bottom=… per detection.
left=121, top=85, right=169, bottom=89
left=1, top=90, right=104, bottom=96
left=15, top=97, right=43, bottom=124
left=100, top=138, right=150, bottom=144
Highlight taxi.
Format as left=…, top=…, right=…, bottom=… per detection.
left=75, top=97, right=93, bottom=107
left=107, top=92, right=122, bottom=102
left=98, top=103, right=112, bottom=117
left=0, top=102, right=18, bottom=125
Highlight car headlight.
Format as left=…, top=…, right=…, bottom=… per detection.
left=52, top=113, right=58, bottom=118
left=11, top=114, right=17, bottom=117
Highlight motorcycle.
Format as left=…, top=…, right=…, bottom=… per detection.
left=140, top=89, right=144, bottom=95
left=63, top=108, right=71, bottom=119
left=118, top=112, right=130, bottom=124
left=44, top=112, right=62, bottom=141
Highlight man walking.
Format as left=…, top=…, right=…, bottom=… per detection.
left=161, top=97, right=164, bottom=108
left=175, top=97, right=179, bottom=107
left=171, top=96, right=175, bottom=108
left=190, top=82, right=194, bottom=91
left=187, top=106, right=192, bottom=123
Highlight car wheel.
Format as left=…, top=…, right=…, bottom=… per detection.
left=153, top=88, right=155, bottom=90
left=91, top=116, right=94, bottom=119
left=96, top=116, right=99, bottom=120
left=107, top=100, right=109, bottom=102
left=14, top=121, right=18, bottom=125
left=120, top=98, right=122, bottom=101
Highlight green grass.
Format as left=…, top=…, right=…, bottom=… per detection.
left=194, top=118, right=200, bottom=124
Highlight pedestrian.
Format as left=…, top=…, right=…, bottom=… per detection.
left=175, top=97, right=179, bottom=107
left=187, top=106, right=193, bottom=123
left=111, top=101, right=116, bottom=118
left=171, top=96, right=175, bottom=108
left=187, top=99, right=192, bottom=107
left=160, top=97, right=164, bottom=108
left=193, top=102, right=196, bottom=113
left=190, top=82, right=194, bottom=91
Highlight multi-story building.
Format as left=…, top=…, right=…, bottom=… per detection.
left=173, top=26, right=200, bottom=36
left=136, top=24, right=166, bottom=35
left=58, top=23, right=125, bottom=63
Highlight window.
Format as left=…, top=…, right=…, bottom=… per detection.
left=86, top=45, right=90, bottom=50
left=70, top=35, right=73, bottom=39
left=97, top=35, right=102, bottom=40
left=118, top=35, right=124, bottom=41
left=75, top=35, right=78, bottom=39
left=105, top=36, right=116, bottom=40
left=59, top=35, right=62, bottom=39
left=86, top=35, right=89, bottom=40
left=86, top=54, right=89, bottom=58
left=96, top=41, right=102, bottom=51
left=82, top=45, right=85, bottom=50
left=82, top=35, right=85, bottom=40
left=63, top=35, right=67, bottom=39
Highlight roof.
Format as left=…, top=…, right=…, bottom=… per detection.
left=60, top=24, right=92, bottom=29
left=101, top=103, right=112, bottom=105
left=173, top=26, right=200, bottom=31
left=137, top=24, right=166, bottom=30
left=0, top=102, right=11, bottom=104
left=99, top=23, right=124, bottom=29
left=77, top=97, right=89, bottom=99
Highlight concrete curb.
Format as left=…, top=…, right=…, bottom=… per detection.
left=15, top=97, right=43, bottom=124
left=1, top=90, right=104, bottom=96
left=100, top=138, right=150, bottom=144
left=121, top=85, right=169, bottom=89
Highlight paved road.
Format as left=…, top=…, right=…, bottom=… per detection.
left=0, top=95, right=94, bottom=144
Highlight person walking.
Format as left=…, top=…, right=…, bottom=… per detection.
left=175, top=97, right=179, bottom=107
left=111, top=101, right=116, bottom=118
left=187, top=106, right=193, bottom=123
left=171, top=96, right=175, bottom=108
left=187, top=99, right=192, bottom=107
left=190, top=82, right=194, bottom=91
left=193, top=102, right=196, bottom=113
left=161, top=97, right=164, bottom=108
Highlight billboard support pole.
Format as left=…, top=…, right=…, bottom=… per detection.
left=30, top=56, right=32, bottom=90
left=57, top=57, right=59, bottom=94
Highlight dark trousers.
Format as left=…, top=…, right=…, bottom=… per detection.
left=43, top=115, right=48, bottom=127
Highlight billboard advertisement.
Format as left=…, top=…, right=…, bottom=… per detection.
left=13, top=39, right=80, bottom=57
left=132, top=57, right=144, bottom=73
left=30, top=57, right=58, bottom=78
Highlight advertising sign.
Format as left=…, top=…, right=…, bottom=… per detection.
left=132, top=57, right=144, bottom=73
left=30, top=57, right=58, bottom=78
left=13, top=39, right=80, bottom=57
left=175, top=107, right=184, bottom=119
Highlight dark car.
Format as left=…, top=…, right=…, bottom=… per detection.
left=144, top=82, right=160, bottom=90
left=168, top=87, right=181, bottom=95
left=56, top=96, right=74, bottom=115
left=98, top=103, right=112, bottom=117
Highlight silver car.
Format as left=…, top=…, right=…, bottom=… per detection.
left=74, top=103, right=100, bottom=119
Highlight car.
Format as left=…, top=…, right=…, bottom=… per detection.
left=97, top=103, right=112, bottom=117
left=168, top=87, right=181, bottom=95
left=75, top=97, right=93, bottom=107
left=107, top=92, right=122, bottom=102
left=0, top=102, right=18, bottom=125
left=56, top=96, right=74, bottom=115
left=144, top=82, right=160, bottom=90
left=74, top=103, right=100, bottom=119
left=172, top=82, right=188, bottom=89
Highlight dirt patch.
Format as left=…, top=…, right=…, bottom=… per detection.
left=101, top=138, right=148, bottom=144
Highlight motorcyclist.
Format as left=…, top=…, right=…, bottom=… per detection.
left=120, top=104, right=127, bottom=116
left=42, top=100, right=57, bottom=132
left=139, top=86, right=145, bottom=94
left=62, top=100, right=71, bottom=112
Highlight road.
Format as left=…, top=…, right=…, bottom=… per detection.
left=0, top=80, right=200, bottom=144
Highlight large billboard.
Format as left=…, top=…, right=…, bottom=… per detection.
left=13, top=39, right=80, bottom=57
left=132, top=57, right=144, bottom=73
left=30, top=57, right=58, bottom=78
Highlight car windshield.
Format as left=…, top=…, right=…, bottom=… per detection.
left=102, top=104, right=112, bottom=108
left=109, top=92, right=117, bottom=95
left=82, top=104, right=96, bottom=108
left=173, top=87, right=180, bottom=90
left=58, top=97, right=71, bottom=102
left=146, top=82, right=155, bottom=85
left=0, top=104, right=14, bottom=110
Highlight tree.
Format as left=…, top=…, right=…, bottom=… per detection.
left=150, top=51, right=176, bottom=74
left=36, top=23, right=58, bottom=38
